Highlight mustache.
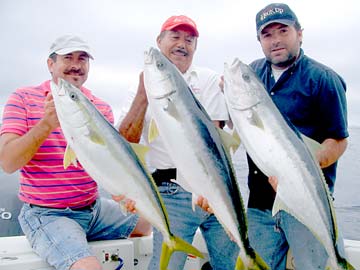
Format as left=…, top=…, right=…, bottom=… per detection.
left=64, top=68, right=85, bottom=76
left=173, top=48, right=188, bottom=56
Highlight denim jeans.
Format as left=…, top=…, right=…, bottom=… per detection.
left=247, top=208, right=346, bottom=270
left=148, top=182, right=239, bottom=270
left=18, top=197, right=138, bottom=270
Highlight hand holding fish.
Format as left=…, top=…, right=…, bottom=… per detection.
left=196, top=196, right=213, bottom=214
left=43, top=92, right=60, bottom=130
left=315, top=138, right=347, bottom=169
left=268, top=176, right=278, bottom=192
left=112, top=194, right=137, bottom=213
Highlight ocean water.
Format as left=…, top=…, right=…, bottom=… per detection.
left=232, top=126, right=360, bottom=241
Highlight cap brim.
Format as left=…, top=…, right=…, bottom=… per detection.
left=51, top=47, right=94, bottom=59
left=258, top=19, right=295, bottom=35
left=165, top=23, right=199, bottom=37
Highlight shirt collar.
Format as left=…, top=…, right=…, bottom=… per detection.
left=266, top=48, right=304, bottom=71
left=182, top=65, right=198, bottom=81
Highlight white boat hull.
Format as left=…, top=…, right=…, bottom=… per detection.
left=0, top=231, right=358, bottom=270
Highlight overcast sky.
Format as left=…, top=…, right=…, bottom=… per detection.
left=1, top=0, right=359, bottom=126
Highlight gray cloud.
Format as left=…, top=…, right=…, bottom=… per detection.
left=1, top=0, right=359, bottom=126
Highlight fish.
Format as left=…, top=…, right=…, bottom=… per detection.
left=50, top=78, right=203, bottom=270
left=223, top=58, right=354, bottom=270
left=143, top=47, right=269, bottom=270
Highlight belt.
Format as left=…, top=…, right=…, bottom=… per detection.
left=30, top=200, right=96, bottom=211
left=152, top=168, right=177, bottom=186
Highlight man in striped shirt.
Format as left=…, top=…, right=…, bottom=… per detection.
left=0, top=35, right=151, bottom=270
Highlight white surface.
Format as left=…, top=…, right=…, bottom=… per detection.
left=0, top=235, right=152, bottom=270
left=0, top=232, right=358, bottom=270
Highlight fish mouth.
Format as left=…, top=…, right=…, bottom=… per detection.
left=152, top=89, right=176, bottom=100
left=144, top=47, right=157, bottom=64
left=50, top=79, right=67, bottom=96
left=230, top=101, right=260, bottom=111
left=229, top=97, right=261, bottom=112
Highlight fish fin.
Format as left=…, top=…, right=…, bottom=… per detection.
left=87, top=127, right=106, bottom=145
left=300, top=133, right=323, bottom=158
left=236, top=249, right=270, bottom=270
left=235, top=255, right=245, bottom=270
left=159, top=235, right=204, bottom=270
left=333, top=246, right=356, bottom=270
left=242, top=247, right=271, bottom=270
left=249, top=110, right=265, bottom=130
left=148, top=119, right=159, bottom=143
left=63, top=144, right=77, bottom=169
left=130, top=143, right=150, bottom=164
left=232, top=129, right=242, bottom=148
left=217, top=127, right=241, bottom=154
left=165, top=98, right=181, bottom=120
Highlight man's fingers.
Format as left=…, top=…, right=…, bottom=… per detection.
left=268, top=176, right=278, bottom=192
left=112, top=194, right=126, bottom=202
left=197, top=196, right=213, bottom=213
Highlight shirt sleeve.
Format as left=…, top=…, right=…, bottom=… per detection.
left=315, top=69, right=348, bottom=139
left=0, top=90, right=28, bottom=136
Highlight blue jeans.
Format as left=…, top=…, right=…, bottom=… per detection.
left=247, top=208, right=346, bottom=270
left=18, top=198, right=138, bottom=270
left=148, top=182, right=239, bottom=270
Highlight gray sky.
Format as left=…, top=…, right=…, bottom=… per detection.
left=1, top=0, right=359, bottom=126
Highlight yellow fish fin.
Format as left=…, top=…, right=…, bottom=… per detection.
left=87, top=127, right=106, bottom=145
left=160, top=235, right=204, bottom=270
left=165, top=99, right=180, bottom=120
left=249, top=110, right=264, bottom=130
left=217, top=127, right=241, bottom=154
left=148, top=119, right=159, bottom=143
left=300, top=133, right=323, bottom=158
left=130, top=143, right=150, bottom=164
left=63, top=144, right=77, bottom=169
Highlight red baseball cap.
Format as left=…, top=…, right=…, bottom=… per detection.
left=160, top=15, right=199, bottom=37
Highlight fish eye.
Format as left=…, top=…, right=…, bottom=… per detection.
left=69, top=91, right=78, bottom=100
left=156, top=61, right=165, bottom=70
left=242, top=73, right=251, bottom=82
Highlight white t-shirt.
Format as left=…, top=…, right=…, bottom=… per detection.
left=117, top=65, right=229, bottom=171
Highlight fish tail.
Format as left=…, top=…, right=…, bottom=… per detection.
left=248, top=251, right=271, bottom=270
left=335, top=248, right=355, bottom=270
left=159, top=235, right=204, bottom=270
left=235, top=256, right=245, bottom=270
left=236, top=251, right=270, bottom=270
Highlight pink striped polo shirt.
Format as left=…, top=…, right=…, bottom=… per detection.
left=0, top=80, right=114, bottom=208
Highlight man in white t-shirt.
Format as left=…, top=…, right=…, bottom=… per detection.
left=117, top=15, right=239, bottom=270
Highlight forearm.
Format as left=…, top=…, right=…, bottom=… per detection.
left=0, top=119, right=54, bottom=173
left=317, top=138, right=348, bottom=168
left=119, top=73, right=148, bottom=143
left=119, top=90, right=148, bottom=143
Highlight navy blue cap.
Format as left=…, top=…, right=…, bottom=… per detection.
left=256, top=3, right=299, bottom=35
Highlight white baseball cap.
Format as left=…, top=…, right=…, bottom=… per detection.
left=49, top=34, right=94, bottom=59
